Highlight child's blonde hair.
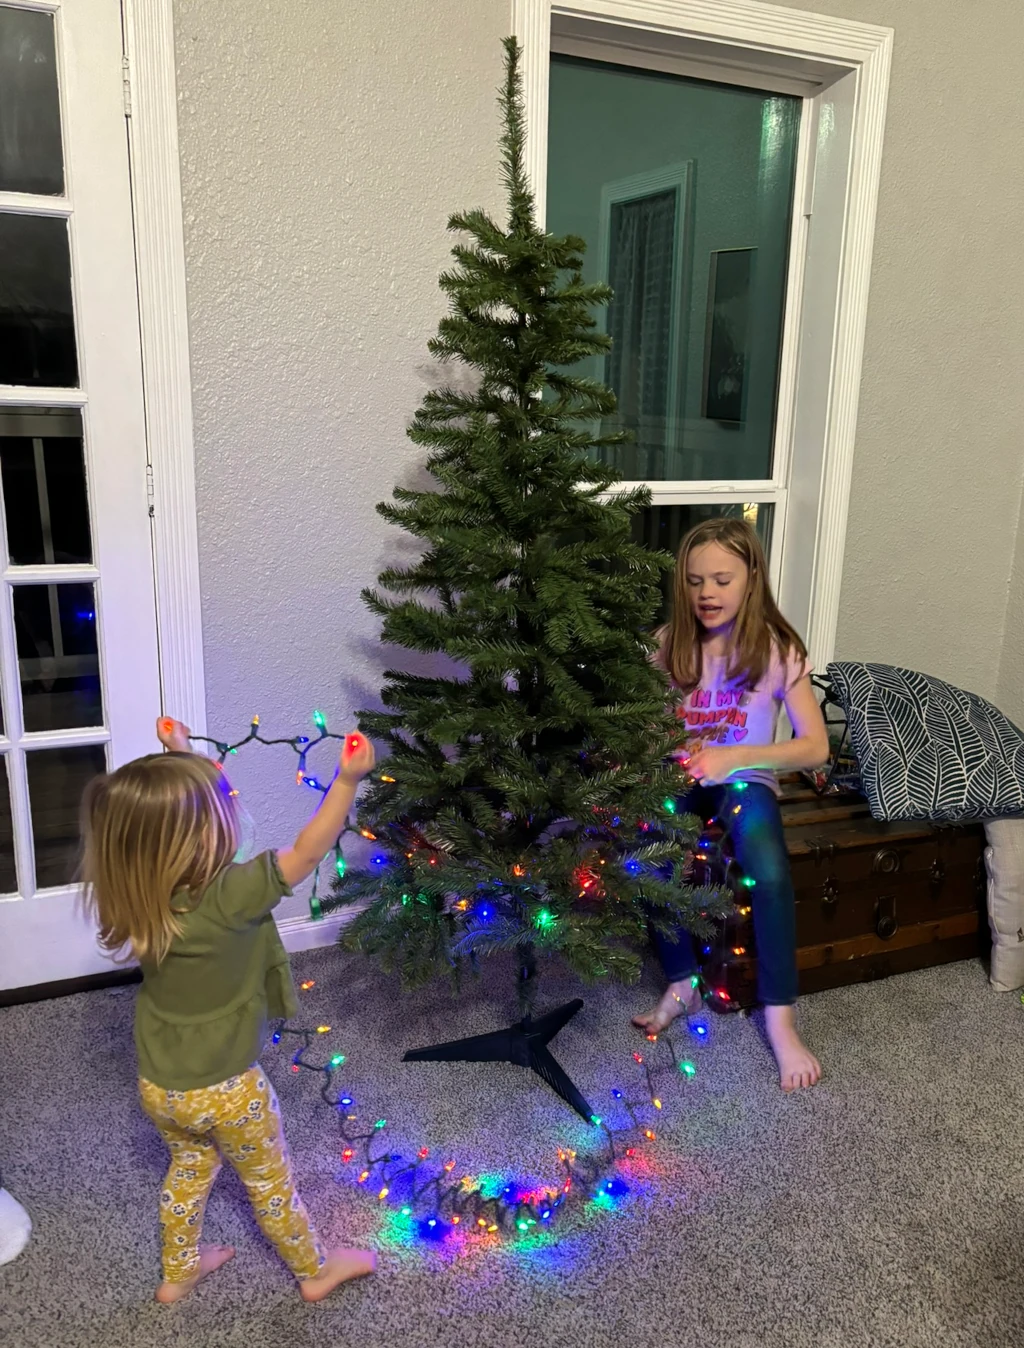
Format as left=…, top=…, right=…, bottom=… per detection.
left=81, top=753, right=240, bottom=964
left=660, top=517, right=807, bottom=693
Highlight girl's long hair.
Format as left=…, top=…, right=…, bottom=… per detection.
left=659, top=517, right=807, bottom=693
left=80, top=753, right=240, bottom=964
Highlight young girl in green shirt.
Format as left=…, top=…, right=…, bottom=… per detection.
left=82, top=717, right=377, bottom=1304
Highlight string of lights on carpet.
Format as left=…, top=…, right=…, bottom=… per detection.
left=272, top=983, right=710, bottom=1241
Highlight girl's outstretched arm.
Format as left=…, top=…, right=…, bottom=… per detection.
left=276, top=733, right=375, bottom=888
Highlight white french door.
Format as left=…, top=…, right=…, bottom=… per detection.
left=0, top=0, right=161, bottom=990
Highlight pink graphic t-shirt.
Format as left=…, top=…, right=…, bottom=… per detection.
left=662, top=641, right=812, bottom=794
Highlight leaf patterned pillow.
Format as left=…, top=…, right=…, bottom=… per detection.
left=827, top=662, right=1024, bottom=822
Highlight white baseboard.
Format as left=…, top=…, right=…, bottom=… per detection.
left=276, top=907, right=360, bottom=954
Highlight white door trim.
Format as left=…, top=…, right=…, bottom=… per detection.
left=122, top=0, right=207, bottom=735
left=513, top=0, right=893, bottom=669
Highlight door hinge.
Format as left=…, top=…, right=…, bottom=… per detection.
left=146, top=463, right=155, bottom=517
left=122, top=54, right=132, bottom=118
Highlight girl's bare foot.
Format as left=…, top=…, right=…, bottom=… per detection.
left=765, top=1004, right=821, bottom=1091
left=632, top=979, right=702, bottom=1034
left=299, top=1247, right=376, bottom=1303
left=155, top=1244, right=235, bottom=1303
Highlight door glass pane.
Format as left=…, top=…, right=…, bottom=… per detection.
left=14, top=582, right=102, bottom=731
left=0, top=212, right=78, bottom=387
left=27, top=743, right=106, bottom=888
left=0, top=756, right=15, bottom=893
left=547, top=57, right=799, bottom=481
left=0, top=7, right=63, bottom=195
left=0, top=407, right=90, bottom=564
left=634, top=501, right=774, bottom=623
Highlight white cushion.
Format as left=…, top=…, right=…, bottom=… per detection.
left=0, top=1188, right=31, bottom=1266
left=984, top=817, right=1024, bottom=992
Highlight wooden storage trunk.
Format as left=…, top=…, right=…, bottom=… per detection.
left=697, top=780, right=988, bottom=1010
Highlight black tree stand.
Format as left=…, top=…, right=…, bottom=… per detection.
left=403, top=945, right=595, bottom=1122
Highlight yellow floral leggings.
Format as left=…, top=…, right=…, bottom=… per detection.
left=138, top=1064, right=325, bottom=1283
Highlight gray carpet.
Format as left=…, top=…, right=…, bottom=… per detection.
left=2, top=950, right=1024, bottom=1348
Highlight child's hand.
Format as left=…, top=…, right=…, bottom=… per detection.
left=339, top=732, right=375, bottom=783
left=683, top=744, right=739, bottom=786
left=157, top=717, right=192, bottom=753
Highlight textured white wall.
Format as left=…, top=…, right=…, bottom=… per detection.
left=172, top=0, right=508, bottom=917
left=172, top=0, right=1024, bottom=927
left=758, top=0, right=1024, bottom=705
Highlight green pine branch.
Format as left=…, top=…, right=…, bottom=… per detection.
left=329, top=36, right=732, bottom=995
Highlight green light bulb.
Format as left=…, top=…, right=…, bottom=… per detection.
left=680, top=1061, right=696, bottom=1077
left=374, top=1118, right=387, bottom=1130
left=330, top=1054, right=346, bottom=1067
left=313, top=709, right=326, bottom=730
left=335, top=854, right=347, bottom=879
left=663, top=797, right=676, bottom=813
left=535, top=908, right=555, bottom=930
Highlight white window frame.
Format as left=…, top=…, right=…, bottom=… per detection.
left=513, top=0, right=893, bottom=670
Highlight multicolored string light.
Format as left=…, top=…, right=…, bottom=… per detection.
left=190, top=713, right=753, bottom=991
left=273, top=981, right=713, bottom=1241
left=188, top=712, right=382, bottom=916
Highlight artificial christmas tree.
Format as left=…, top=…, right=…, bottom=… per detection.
left=324, top=38, right=728, bottom=1117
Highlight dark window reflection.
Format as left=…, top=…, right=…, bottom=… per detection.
left=27, top=743, right=106, bottom=888
left=0, top=213, right=78, bottom=387
left=14, top=583, right=102, bottom=732
left=1, top=408, right=90, bottom=564
left=0, top=8, right=64, bottom=195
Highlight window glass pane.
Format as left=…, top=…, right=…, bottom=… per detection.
left=0, top=213, right=78, bottom=387
left=27, top=743, right=106, bottom=888
left=547, top=57, right=799, bottom=481
left=634, top=501, right=774, bottom=624
left=0, top=407, right=90, bottom=564
left=0, top=8, right=63, bottom=195
left=0, top=756, right=15, bottom=893
left=14, top=582, right=102, bottom=732
left=605, top=190, right=678, bottom=479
